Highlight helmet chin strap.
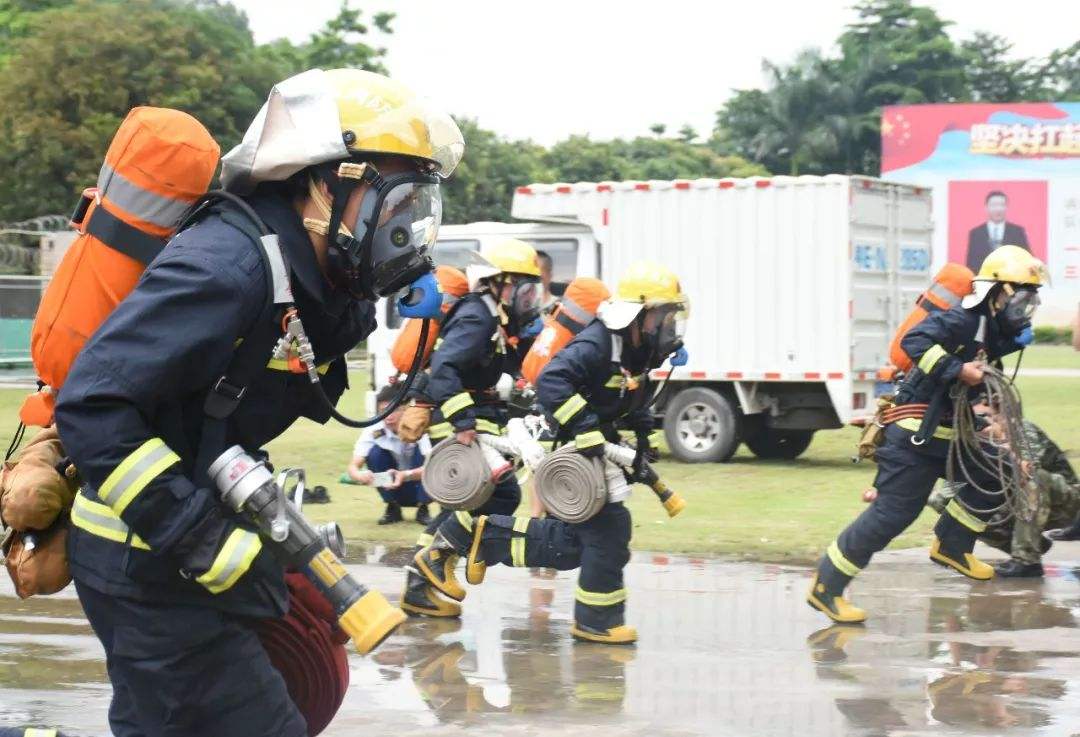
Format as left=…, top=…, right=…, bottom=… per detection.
left=482, top=276, right=511, bottom=326
left=302, top=172, right=358, bottom=238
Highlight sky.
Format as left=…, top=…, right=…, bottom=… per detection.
left=232, top=0, right=1079, bottom=145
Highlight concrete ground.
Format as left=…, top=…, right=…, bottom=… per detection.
left=3, top=542, right=1080, bottom=736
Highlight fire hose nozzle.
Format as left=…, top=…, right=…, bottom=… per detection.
left=651, top=478, right=687, bottom=518
left=337, top=588, right=407, bottom=655
left=209, top=446, right=405, bottom=654
left=603, top=443, right=687, bottom=518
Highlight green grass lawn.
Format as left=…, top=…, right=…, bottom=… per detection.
left=3, top=374, right=1077, bottom=563
left=1008, top=344, right=1080, bottom=371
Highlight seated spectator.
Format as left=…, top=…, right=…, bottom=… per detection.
left=348, top=385, right=433, bottom=526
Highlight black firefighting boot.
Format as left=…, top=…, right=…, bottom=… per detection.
left=400, top=566, right=462, bottom=618
left=414, top=513, right=474, bottom=601
left=931, top=510, right=994, bottom=580
left=806, top=555, right=866, bottom=624
left=415, top=504, right=432, bottom=526
left=378, top=502, right=403, bottom=526
left=993, top=559, right=1044, bottom=578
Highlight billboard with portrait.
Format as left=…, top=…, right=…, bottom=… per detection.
left=881, top=103, right=1080, bottom=324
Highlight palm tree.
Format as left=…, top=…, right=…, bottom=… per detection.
left=749, top=50, right=836, bottom=175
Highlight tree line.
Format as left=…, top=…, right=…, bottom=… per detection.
left=713, top=0, right=1079, bottom=176
left=0, top=0, right=1074, bottom=226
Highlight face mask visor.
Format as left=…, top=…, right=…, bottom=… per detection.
left=642, top=301, right=689, bottom=358
left=1001, top=286, right=1040, bottom=332
left=509, top=276, right=542, bottom=328
left=354, top=174, right=442, bottom=298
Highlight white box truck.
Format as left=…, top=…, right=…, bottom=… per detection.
left=368, top=175, right=934, bottom=463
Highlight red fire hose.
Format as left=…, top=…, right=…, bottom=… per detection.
left=255, top=572, right=351, bottom=736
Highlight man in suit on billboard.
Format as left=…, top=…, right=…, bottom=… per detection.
left=966, top=191, right=1030, bottom=271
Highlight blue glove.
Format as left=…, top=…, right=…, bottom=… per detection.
left=519, top=315, right=544, bottom=339
left=397, top=272, right=443, bottom=319
left=1016, top=325, right=1034, bottom=347
left=669, top=346, right=689, bottom=367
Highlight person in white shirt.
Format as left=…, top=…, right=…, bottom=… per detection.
left=348, top=385, right=433, bottom=525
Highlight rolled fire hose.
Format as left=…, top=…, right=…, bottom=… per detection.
left=254, top=572, right=350, bottom=737
left=422, top=437, right=512, bottom=511
left=534, top=444, right=608, bottom=524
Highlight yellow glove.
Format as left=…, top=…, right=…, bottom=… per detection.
left=398, top=403, right=433, bottom=443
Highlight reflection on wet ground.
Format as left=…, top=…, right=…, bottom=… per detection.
left=5, top=544, right=1080, bottom=735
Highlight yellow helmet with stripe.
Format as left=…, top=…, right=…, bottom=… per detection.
left=325, top=69, right=464, bottom=176
left=480, top=238, right=542, bottom=277
left=600, top=261, right=688, bottom=330
left=962, top=245, right=1047, bottom=308
left=974, top=245, right=1046, bottom=286
left=616, top=261, right=685, bottom=305
left=221, top=68, right=464, bottom=192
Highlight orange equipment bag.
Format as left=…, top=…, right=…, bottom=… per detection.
left=19, top=107, right=220, bottom=427
left=521, top=277, right=610, bottom=386
left=888, top=263, right=975, bottom=374
left=390, top=265, right=469, bottom=374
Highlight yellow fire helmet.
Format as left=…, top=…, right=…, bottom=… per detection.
left=221, top=68, right=464, bottom=193
left=598, top=261, right=689, bottom=330
left=465, top=238, right=541, bottom=289
left=961, top=245, right=1048, bottom=308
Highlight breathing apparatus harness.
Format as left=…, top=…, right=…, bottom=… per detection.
left=184, top=180, right=440, bottom=436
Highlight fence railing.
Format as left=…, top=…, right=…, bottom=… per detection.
left=0, top=275, right=48, bottom=365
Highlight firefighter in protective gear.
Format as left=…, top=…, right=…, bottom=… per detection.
left=55, top=69, right=462, bottom=737
left=400, top=239, right=541, bottom=617
left=412, top=262, right=687, bottom=644
left=808, top=245, right=1046, bottom=624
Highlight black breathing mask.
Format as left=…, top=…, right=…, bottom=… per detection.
left=995, top=284, right=1040, bottom=336
left=637, top=304, right=687, bottom=367
left=506, top=276, right=542, bottom=335
left=318, top=163, right=442, bottom=301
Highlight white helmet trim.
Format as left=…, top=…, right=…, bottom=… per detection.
left=597, top=299, right=644, bottom=330
left=221, top=69, right=350, bottom=194
left=961, top=279, right=994, bottom=309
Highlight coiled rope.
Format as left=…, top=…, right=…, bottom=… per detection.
left=534, top=445, right=607, bottom=523
left=946, top=363, right=1037, bottom=523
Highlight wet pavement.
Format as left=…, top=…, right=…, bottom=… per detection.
left=4, top=543, right=1080, bottom=736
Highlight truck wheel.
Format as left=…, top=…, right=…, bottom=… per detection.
left=663, top=387, right=740, bottom=463
left=744, top=429, right=814, bottom=460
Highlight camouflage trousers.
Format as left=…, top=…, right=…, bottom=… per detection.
left=929, top=470, right=1080, bottom=564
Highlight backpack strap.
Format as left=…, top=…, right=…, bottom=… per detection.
left=193, top=311, right=281, bottom=486
left=554, top=310, right=588, bottom=336
left=83, top=204, right=167, bottom=265
left=185, top=191, right=291, bottom=485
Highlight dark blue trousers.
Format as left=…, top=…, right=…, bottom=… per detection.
left=440, top=501, right=632, bottom=631
left=366, top=444, right=429, bottom=506
left=75, top=579, right=306, bottom=737
left=835, top=424, right=1003, bottom=571
left=416, top=475, right=522, bottom=548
